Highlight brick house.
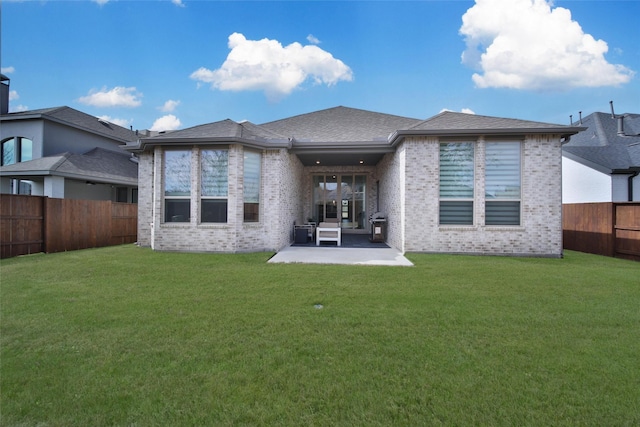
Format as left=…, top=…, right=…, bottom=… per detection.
left=124, top=106, right=582, bottom=257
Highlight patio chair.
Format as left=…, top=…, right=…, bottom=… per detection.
left=316, top=222, right=341, bottom=246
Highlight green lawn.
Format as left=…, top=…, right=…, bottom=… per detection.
left=1, top=246, right=639, bottom=426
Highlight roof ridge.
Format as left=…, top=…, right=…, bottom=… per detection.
left=49, top=152, right=73, bottom=171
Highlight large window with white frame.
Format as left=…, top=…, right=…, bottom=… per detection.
left=164, top=150, right=191, bottom=222
left=243, top=150, right=261, bottom=222
left=201, top=149, right=228, bottom=223
left=485, top=141, right=521, bottom=225
left=439, top=142, right=474, bottom=225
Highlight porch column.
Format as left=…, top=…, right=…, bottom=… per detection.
left=44, top=176, right=65, bottom=198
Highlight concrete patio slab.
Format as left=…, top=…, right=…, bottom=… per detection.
left=268, top=245, right=414, bottom=266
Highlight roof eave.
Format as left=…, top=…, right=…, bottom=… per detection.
left=611, top=167, right=640, bottom=174
left=562, top=150, right=613, bottom=175
left=389, top=127, right=586, bottom=146
left=289, top=140, right=394, bottom=154
left=123, top=136, right=291, bottom=153
left=0, top=170, right=137, bottom=185
left=1, top=110, right=135, bottom=144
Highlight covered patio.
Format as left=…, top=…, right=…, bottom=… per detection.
left=268, top=233, right=413, bottom=266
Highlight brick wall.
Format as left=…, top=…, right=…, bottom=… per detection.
left=400, top=135, right=563, bottom=257
left=137, top=145, right=305, bottom=253
left=136, top=134, right=563, bottom=256
left=376, top=144, right=406, bottom=251
left=136, top=150, right=153, bottom=247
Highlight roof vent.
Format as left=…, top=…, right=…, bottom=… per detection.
left=610, top=101, right=626, bottom=136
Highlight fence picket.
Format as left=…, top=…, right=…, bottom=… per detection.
left=0, top=195, right=137, bottom=259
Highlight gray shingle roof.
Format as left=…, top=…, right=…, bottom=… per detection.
left=149, top=119, right=287, bottom=142
left=410, top=111, right=568, bottom=131
left=1, top=106, right=137, bottom=142
left=0, top=147, right=137, bottom=185
left=124, top=106, right=583, bottom=165
left=260, top=106, right=422, bottom=142
left=562, top=112, right=640, bottom=173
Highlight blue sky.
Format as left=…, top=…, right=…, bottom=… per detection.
left=2, top=0, right=638, bottom=132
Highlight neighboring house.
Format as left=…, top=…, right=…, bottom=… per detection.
left=562, top=110, right=640, bottom=203
left=0, top=74, right=138, bottom=202
left=125, top=106, right=582, bottom=257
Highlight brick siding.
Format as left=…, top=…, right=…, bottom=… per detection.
left=137, top=135, right=563, bottom=257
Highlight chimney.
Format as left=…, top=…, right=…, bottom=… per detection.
left=0, top=74, right=9, bottom=115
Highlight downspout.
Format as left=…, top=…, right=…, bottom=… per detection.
left=629, top=171, right=639, bottom=202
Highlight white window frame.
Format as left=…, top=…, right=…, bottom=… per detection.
left=163, top=149, right=192, bottom=223
left=200, top=148, right=228, bottom=223
left=439, top=142, right=475, bottom=225
left=485, top=141, right=522, bottom=226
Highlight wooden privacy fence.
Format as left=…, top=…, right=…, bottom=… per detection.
left=563, top=202, right=640, bottom=261
left=1, top=194, right=137, bottom=259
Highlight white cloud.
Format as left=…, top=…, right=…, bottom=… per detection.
left=7, top=89, right=27, bottom=111
left=159, top=99, right=180, bottom=113
left=78, top=86, right=142, bottom=108
left=460, top=0, right=634, bottom=90
left=92, top=0, right=109, bottom=5
left=1, top=66, right=15, bottom=74
left=307, top=34, right=321, bottom=45
left=150, top=114, right=181, bottom=132
left=190, top=32, right=353, bottom=100
left=172, top=0, right=185, bottom=7
left=97, top=115, right=133, bottom=128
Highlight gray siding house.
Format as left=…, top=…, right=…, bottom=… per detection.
left=125, top=106, right=582, bottom=257
left=0, top=74, right=138, bottom=202
left=562, top=110, right=640, bottom=203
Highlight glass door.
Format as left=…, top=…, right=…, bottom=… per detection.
left=313, top=175, right=338, bottom=222
left=313, top=174, right=366, bottom=230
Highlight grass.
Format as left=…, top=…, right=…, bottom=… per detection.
left=1, top=246, right=639, bottom=426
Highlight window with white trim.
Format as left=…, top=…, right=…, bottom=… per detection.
left=439, top=142, right=474, bottom=225
left=164, top=150, right=191, bottom=222
left=201, top=149, right=228, bottom=223
left=485, top=142, right=521, bottom=225
left=243, top=150, right=260, bottom=222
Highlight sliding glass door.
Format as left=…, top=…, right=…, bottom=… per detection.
left=313, top=174, right=366, bottom=230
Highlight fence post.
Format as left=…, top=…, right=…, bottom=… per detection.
left=42, top=196, right=47, bottom=254
left=611, top=202, right=617, bottom=258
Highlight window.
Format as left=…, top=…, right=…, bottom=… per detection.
left=116, top=187, right=128, bottom=203
left=1, top=137, right=32, bottom=166
left=439, top=142, right=474, bottom=225
left=243, top=150, right=261, bottom=222
left=164, top=150, right=191, bottom=222
left=201, top=149, right=228, bottom=223
left=485, top=142, right=521, bottom=225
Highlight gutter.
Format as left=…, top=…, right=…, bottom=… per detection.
left=629, top=171, right=639, bottom=202
left=611, top=168, right=640, bottom=202
left=388, top=126, right=586, bottom=146
left=123, top=136, right=291, bottom=153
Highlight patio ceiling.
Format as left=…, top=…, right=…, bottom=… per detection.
left=290, top=139, right=394, bottom=167
left=294, top=151, right=388, bottom=167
